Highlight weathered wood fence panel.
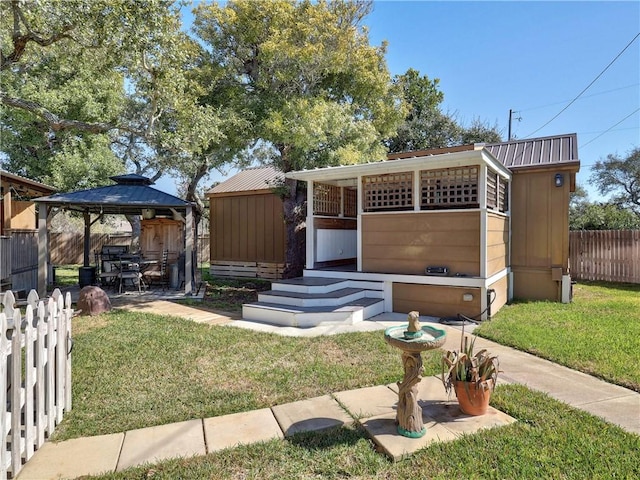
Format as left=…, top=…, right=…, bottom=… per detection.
left=49, top=232, right=131, bottom=265
left=50, top=233, right=210, bottom=265
left=0, top=231, right=38, bottom=292
left=0, top=288, right=73, bottom=479
left=0, top=237, right=10, bottom=289
left=9, top=230, right=38, bottom=291
left=570, top=230, right=640, bottom=283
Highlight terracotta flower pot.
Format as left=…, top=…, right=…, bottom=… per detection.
left=453, top=380, right=493, bottom=416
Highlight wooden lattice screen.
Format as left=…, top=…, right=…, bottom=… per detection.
left=313, top=183, right=341, bottom=216
left=344, top=188, right=357, bottom=217
left=487, top=170, right=498, bottom=209
left=363, top=172, right=413, bottom=212
left=499, top=177, right=508, bottom=212
left=421, top=166, right=479, bottom=209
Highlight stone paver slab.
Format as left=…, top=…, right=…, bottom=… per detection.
left=333, top=385, right=398, bottom=419
left=117, top=419, right=205, bottom=471
left=361, top=413, right=458, bottom=462
left=204, top=408, right=284, bottom=452
left=271, top=394, right=352, bottom=436
left=17, top=433, right=123, bottom=479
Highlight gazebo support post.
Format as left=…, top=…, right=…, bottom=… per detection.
left=185, top=206, right=193, bottom=295
left=83, top=210, right=91, bottom=267
left=37, top=204, right=48, bottom=296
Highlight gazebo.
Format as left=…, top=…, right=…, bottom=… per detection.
left=34, top=174, right=196, bottom=296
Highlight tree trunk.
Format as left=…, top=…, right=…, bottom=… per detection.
left=126, top=214, right=141, bottom=252
left=282, top=177, right=306, bottom=279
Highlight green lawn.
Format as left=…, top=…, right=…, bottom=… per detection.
left=54, top=280, right=639, bottom=478
left=86, top=386, right=640, bottom=479
left=475, top=281, right=640, bottom=391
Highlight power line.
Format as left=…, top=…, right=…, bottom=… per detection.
left=517, top=83, right=640, bottom=113
left=580, top=108, right=640, bottom=148
left=524, top=32, right=640, bottom=138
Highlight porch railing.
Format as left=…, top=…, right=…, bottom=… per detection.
left=0, top=288, right=73, bottom=479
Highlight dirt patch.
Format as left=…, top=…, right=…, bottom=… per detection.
left=197, top=278, right=272, bottom=313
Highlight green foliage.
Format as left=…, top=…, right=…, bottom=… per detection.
left=193, top=0, right=403, bottom=173
left=570, top=184, right=640, bottom=230
left=387, top=68, right=501, bottom=152
left=590, top=146, right=640, bottom=216
left=442, top=332, right=499, bottom=395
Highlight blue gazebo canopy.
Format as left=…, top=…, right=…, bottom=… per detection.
left=34, top=174, right=193, bottom=216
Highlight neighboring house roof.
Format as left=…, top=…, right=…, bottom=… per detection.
left=0, top=170, right=57, bottom=198
left=485, top=133, right=579, bottom=170
left=35, top=174, right=193, bottom=215
left=207, top=166, right=283, bottom=196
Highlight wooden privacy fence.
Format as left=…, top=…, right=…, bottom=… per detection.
left=0, top=289, right=73, bottom=479
left=0, top=231, right=39, bottom=292
left=49, top=232, right=211, bottom=265
left=570, top=230, right=640, bottom=283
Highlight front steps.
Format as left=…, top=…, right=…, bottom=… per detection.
left=242, top=277, right=385, bottom=328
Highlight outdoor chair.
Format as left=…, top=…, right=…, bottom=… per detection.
left=143, top=249, right=169, bottom=290
left=96, top=251, right=119, bottom=289
left=118, top=258, right=144, bottom=294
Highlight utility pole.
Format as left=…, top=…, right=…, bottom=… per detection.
left=508, top=109, right=521, bottom=140
left=508, top=109, right=513, bottom=141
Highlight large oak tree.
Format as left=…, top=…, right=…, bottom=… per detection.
left=193, top=0, right=404, bottom=277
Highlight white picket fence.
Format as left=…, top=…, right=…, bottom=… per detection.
left=0, top=288, right=73, bottom=479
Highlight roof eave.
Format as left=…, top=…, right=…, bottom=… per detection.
left=287, top=149, right=512, bottom=182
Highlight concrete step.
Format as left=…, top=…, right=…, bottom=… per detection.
left=258, top=287, right=381, bottom=308
left=242, top=297, right=385, bottom=328
left=272, top=277, right=384, bottom=294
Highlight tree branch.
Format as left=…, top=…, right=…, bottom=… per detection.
left=1, top=93, right=114, bottom=133
left=2, top=1, right=74, bottom=71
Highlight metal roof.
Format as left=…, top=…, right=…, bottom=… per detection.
left=1, top=170, right=56, bottom=198
left=34, top=175, right=193, bottom=215
left=485, top=133, right=579, bottom=169
left=207, top=166, right=283, bottom=195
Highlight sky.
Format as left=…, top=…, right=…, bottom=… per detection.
left=159, top=0, right=640, bottom=201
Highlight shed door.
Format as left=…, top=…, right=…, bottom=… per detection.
left=141, top=218, right=184, bottom=263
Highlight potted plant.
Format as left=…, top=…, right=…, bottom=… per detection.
left=442, top=330, right=500, bottom=415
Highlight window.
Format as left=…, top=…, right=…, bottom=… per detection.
left=363, top=172, right=413, bottom=212
left=421, top=167, right=478, bottom=209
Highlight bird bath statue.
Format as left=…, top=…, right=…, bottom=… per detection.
left=384, top=311, right=447, bottom=438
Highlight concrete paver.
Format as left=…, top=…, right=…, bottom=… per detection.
left=359, top=377, right=517, bottom=461
left=271, top=394, right=353, bottom=436
left=16, top=433, right=123, bottom=480
left=117, top=419, right=206, bottom=471
left=333, top=385, right=398, bottom=419
left=204, top=408, right=284, bottom=452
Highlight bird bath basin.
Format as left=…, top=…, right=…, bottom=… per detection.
left=384, top=312, right=447, bottom=438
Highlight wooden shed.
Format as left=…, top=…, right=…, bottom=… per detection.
left=206, top=166, right=286, bottom=279
left=1, top=171, right=56, bottom=291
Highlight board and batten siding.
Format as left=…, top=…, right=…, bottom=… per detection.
left=510, top=169, right=571, bottom=301
left=361, top=211, right=481, bottom=276
left=210, top=192, right=285, bottom=263
left=488, top=275, right=509, bottom=314
left=486, top=212, right=509, bottom=277
left=392, top=283, right=482, bottom=318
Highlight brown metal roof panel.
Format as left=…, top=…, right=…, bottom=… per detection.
left=208, top=166, right=283, bottom=195
left=486, top=133, right=579, bottom=169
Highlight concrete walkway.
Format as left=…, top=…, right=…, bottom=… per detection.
left=16, top=312, right=640, bottom=479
